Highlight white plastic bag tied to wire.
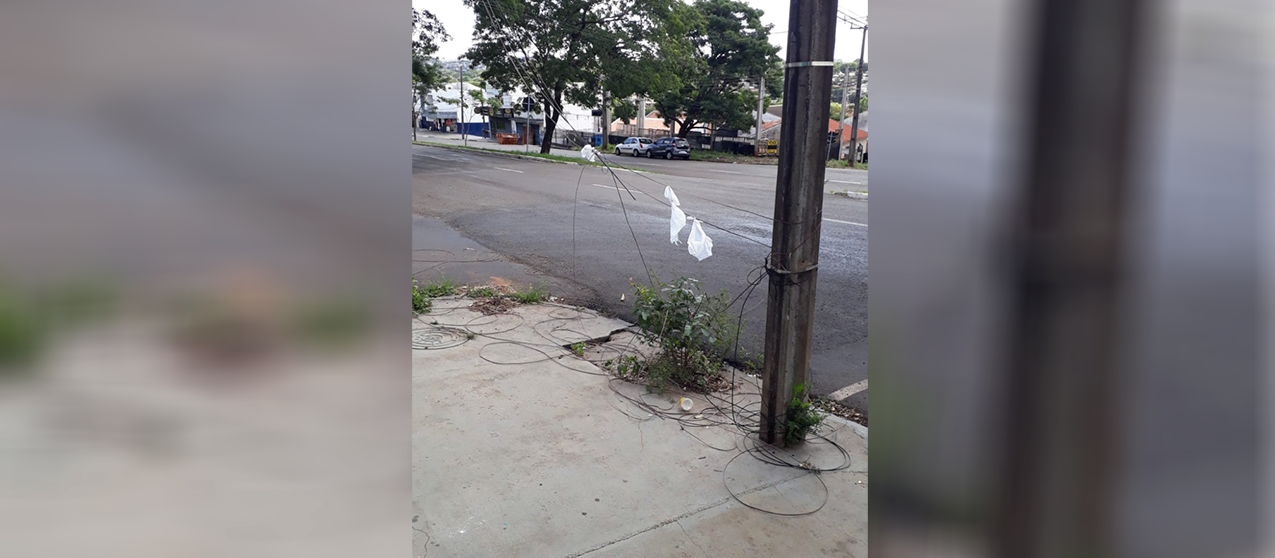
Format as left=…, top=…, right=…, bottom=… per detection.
left=580, top=145, right=599, bottom=162
left=665, top=186, right=687, bottom=245
left=687, top=218, right=713, bottom=261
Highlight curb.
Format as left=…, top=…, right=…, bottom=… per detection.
left=822, top=413, right=868, bottom=440
left=831, top=190, right=869, bottom=200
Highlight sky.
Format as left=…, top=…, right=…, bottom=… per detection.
left=417, top=0, right=868, bottom=64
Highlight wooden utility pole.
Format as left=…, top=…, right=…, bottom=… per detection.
left=990, top=0, right=1145, bottom=555
left=754, top=77, right=766, bottom=156
left=759, top=0, right=838, bottom=446
left=848, top=26, right=867, bottom=164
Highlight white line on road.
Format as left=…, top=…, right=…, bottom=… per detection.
left=827, top=379, right=868, bottom=401
left=716, top=170, right=747, bottom=175
left=823, top=218, right=868, bottom=227
left=493, top=167, right=524, bottom=173
left=829, top=179, right=865, bottom=185
left=591, top=183, right=620, bottom=190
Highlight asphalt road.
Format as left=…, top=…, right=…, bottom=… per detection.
left=412, top=144, right=868, bottom=411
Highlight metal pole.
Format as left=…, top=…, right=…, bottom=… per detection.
left=756, top=77, right=765, bottom=156
left=848, top=27, right=866, bottom=165
left=759, top=0, right=837, bottom=446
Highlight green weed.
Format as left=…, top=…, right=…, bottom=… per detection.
left=467, top=286, right=499, bottom=298
left=784, top=383, right=823, bottom=447
left=510, top=284, right=546, bottom=304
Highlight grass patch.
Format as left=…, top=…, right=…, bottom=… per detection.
left=509, top=284, right=547, bottom=304
left=570, top=342, right=586, bottom=357
left=826, top=159, right=867, bottom=170
left=467, top=286, right=499, bottom=298
left=418, top=278, right=457, bottom=298
left=689, top=150, right=777, bottom=165
left=412, top=277, right=457, bottom=315
left=412, top=141, right=627, bottom=169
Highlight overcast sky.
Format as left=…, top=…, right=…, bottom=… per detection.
left=417, top=0, right=868, bottom=63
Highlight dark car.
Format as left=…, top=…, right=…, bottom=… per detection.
left=647, top=137, right=691, bottom=160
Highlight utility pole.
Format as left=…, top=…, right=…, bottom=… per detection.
left=837, top=65, right=849, bottom=159
left=990, top=0, right=1145, bottom=554
left=602, top=88, right=610, bottom=150
left=848, top=26, right=867, bottom=165
left=759, top=0, right=838, bottom=447
left=755, top=77, right=765, bottom=156
left=637, top=97, right=645, bottom=137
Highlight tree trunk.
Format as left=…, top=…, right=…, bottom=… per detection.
left=540, top=111, right=558, bottom=154
left=677, top=120, right=694, bottom=139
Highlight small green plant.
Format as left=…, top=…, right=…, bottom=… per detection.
left=411, top=279, right=432, bottom=314
left=631, top=277, right=731, bottom=392
left=418, top=277, right=457, bottom=298
left=510, top=284, right=546, bottom=304
left=413, top=277, right=458, bottom=315
left=467, top=286, right=499, bottom=298
left=570, top=342, right=586, bottom=357
left=602, top=355, right=645, bottom=380
left=784, top=383, right=823, bottom=447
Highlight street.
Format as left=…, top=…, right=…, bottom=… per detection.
left=412, top=143, right=868, bottom=412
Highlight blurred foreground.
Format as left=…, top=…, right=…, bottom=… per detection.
left=0, top=0, right=407, bottom=555
left=872, top=0, right=1267, bottom=557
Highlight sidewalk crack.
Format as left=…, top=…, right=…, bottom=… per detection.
left=675, top=519, right=709, bottom=558
left=563, top=471, right=802, bottom=558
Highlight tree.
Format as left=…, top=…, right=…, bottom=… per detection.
left=858, top=92, right=868, bottom=113
left=468, top=87, right=506, bottom=136
left=413, top=9, right=449, bottom=133
left=465, top=0, right=681, bottom=153
left=651, top=0, right=782, bottom=138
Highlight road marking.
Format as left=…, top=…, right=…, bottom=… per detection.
left=716, top=170, right=747, bottom=175
left=591, top=183, right=621, bottom=191
left=829, top=179, right=865, bottom=185
left=827, top=379, right=868, bottom=401
left=493, top=167, right=524, bottom=173
left=823, top=218, right=868, bottom=227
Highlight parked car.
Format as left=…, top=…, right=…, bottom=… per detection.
left=647, top=137, right=691, bottom=160
left=614, top=137, right=654, bottom=157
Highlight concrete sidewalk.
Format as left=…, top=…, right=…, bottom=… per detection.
left=412, top=296, right=867, bottom=558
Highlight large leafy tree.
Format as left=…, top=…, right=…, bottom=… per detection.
left=413, top=9, right=449, bottom=99
left=464, top=0, right=683, bottom=153
left=652, top=0, right=782, bottom=138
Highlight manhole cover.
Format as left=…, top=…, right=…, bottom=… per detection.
left=412, top=327, right=469, bottom=350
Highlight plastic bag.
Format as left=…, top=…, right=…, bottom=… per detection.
left=580, top=145, right=599, bottom=162
left=665, top=186, right=687, bottom=245
left=687, top=219, right=713, bottom=261
left=670, top=204, right=687, bottom=245
left=664, top=186, right=681, bottom=207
